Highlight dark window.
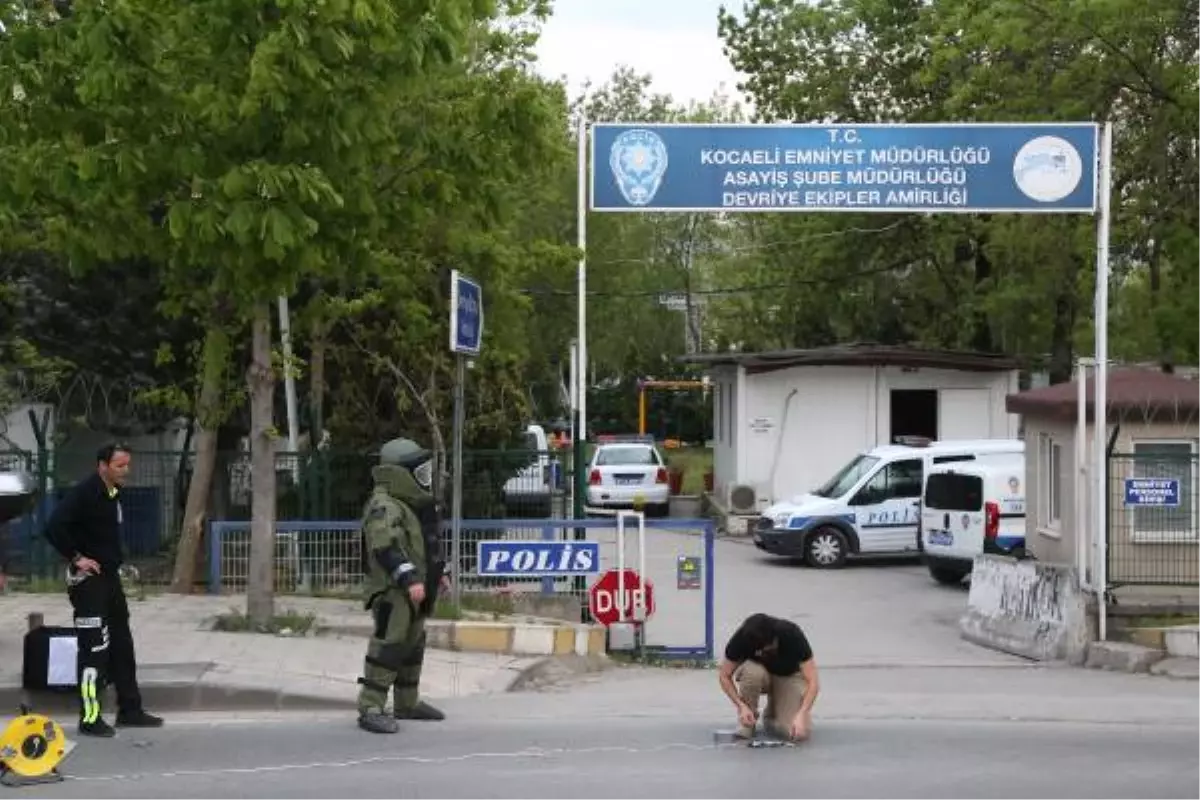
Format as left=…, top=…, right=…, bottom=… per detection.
left=924, top=473, right=984, bottom=512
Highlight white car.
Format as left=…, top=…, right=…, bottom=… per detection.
left=585, top=441, right=671, bottom=517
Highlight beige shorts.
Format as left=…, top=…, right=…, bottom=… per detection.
left=734, top=660, right=809, bottom=739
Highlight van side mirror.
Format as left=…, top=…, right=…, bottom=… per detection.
left=0, top=471, right=38, bottom=526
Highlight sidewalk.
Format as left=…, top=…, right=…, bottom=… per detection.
left=0, top=592, right=541, bottom=714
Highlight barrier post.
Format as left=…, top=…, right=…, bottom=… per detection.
left=540, top=523, right=556, bottom=595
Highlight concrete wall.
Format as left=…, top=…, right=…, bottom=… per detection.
left=960, top=554, right=1092, bottom=664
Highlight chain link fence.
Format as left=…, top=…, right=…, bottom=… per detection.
left=1107, top=450, right=1199, bottom=587
left=0, top=445, right=574, bottom=590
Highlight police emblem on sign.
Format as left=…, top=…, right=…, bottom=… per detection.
left=609, top=129, right=669, bottom=206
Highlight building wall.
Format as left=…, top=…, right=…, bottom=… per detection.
left=1023, top=416, right=1081, bottom=568
left=1023, top=413, right=1198, bottom=587
left=739, top=366, right=873, bottom=508
left=722, top=365, right=1017, bottom=508
left=709, top=365, right=739, bottom=504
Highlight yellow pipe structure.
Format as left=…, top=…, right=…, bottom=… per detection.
left=637, top=379, right=710, bottom=436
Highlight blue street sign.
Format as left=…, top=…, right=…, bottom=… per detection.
left=449, top=269, right=482, bottom=355
left=1124, top=478, right=1181, bottom=507
left=476, top=540, right=600, bottom=577
left=591, top=123, right=1099, bottom=214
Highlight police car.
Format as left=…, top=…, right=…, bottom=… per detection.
left=754, top=438, right=1024, bottom=568
left=921, top=459, right=1027, bottom=585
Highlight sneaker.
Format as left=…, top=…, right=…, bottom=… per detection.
left=78, top=718, right=117, bottom=738
left=358, top=711, right=400, bottom=734
left=394, top=700, right=445, bottom=721
left=116, top=709, right=164, bottom=728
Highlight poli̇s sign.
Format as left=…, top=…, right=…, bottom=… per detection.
left=476, top=540, right=600, bottom=577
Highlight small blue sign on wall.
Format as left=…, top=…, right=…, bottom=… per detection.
left=476, top=540, right=600, bottom=577
left=449, top=269, right=483, bottom=355
left=1123, top=478, right=1181, bottom=507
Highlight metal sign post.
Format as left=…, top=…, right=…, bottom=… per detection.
left=448, top=269, right=483, bottom=611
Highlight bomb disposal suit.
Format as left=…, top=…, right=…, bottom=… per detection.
left=356, top=437, right=447, bottom=735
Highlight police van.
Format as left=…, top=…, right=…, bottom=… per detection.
left=920, top=458, right=1027, bottom=585
left=754, top=438, right=1024, bottom=569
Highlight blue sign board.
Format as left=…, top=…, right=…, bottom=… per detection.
left=449, top=269, right=483, bottom=355
left=476, top=540, right=600, bottom=577
left=1123, top=478, right=1181, bottom=507
left=590, top=123, right=1098, bottom=214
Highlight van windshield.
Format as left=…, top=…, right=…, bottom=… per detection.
left=924, top=473, right=984, bottom=511
left=814, top=455, right=880, bottom=498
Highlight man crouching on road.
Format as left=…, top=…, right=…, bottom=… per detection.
left=718, top=613, right=820, bottom=742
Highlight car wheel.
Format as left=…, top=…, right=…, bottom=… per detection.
left=804, top=527, right=848, bottom=569
left=928, top=565, right=968, bottom=585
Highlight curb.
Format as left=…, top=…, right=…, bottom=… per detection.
left=0, top=682, right=354, bottom=717
left=1148, top=656, right=1200, bottom=681
left=505, top=653, right=616, bottom=692
left=0, top=654, right=619, bottom=716
left=1085, top=640, right=1165, bottom=673
left=320, top=619, right=608, bottom=658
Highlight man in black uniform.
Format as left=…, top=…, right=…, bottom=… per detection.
left=718, top=613, right=820, bottom=742
left=43, top=443, right=163, bottom=737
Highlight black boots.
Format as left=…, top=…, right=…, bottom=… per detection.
left=394, top=700, right=445, bottom=721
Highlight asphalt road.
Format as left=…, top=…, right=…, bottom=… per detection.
left=15, top=663, right=1199, bottom=799
left=16, top=708, right=1197, bottom=799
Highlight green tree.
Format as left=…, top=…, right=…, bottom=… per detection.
left=0, top=0, right=502, bottom=624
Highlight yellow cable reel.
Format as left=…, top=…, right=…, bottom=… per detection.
left=0, top=708, right=73, bottom=787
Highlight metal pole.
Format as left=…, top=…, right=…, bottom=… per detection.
left=450, top=353, right=465, bottom=609
left=617, top=511, right=626, bottom=623
left=277, top=295, right=300, bottom=481
left=638, top=384, right=646, bottom=436
left=1075, top=357, right=1092, bottom=588
left=1094, top=122, right=1112, bottom=642
left=573, top=113, right=588, bottom=472
left=568, top=338, right=578, bottom=514
left=571, top=112, right=590, bottom=618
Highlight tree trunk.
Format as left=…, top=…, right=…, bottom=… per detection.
left=246, top=303, right=277, bottom=625
left=169, top=326, right=229, bottom=594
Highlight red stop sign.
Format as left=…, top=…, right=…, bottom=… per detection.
left=588, top=569, right=656, bottom=627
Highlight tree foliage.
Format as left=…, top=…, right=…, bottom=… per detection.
left=715, top=0, right=1198, bottom=377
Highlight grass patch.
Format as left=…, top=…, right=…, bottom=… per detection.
left=431, top=591, right=517, bottom=621
left=665, top=446, right=713, bottom=496
left=212, top=606, right=317, bottom=635
left=608, top=649, right=716, bottom=670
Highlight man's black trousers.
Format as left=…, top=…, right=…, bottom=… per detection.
left=68, top=572, right=142, bottom=723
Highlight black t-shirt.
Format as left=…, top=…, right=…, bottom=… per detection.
left=724, top=615, right=813, bottom=676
